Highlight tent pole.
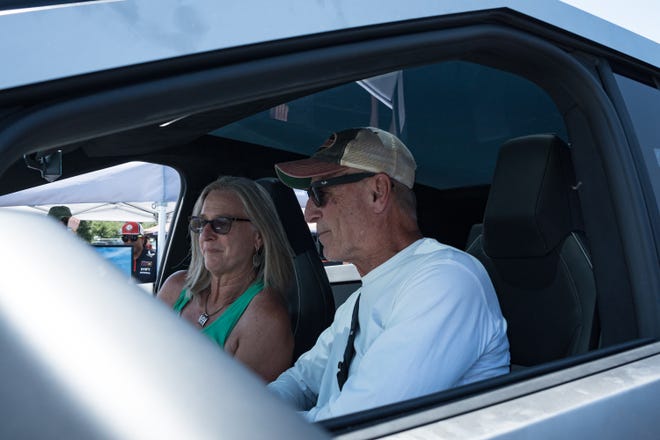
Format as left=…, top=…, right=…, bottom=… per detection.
left=157, top=202, right=167, bottom=271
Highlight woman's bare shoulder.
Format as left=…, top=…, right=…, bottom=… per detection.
left=252, top=287, right=289, bottom=317
left=237, top=286, right=291, bottom=334
left=156, top=270, right=188, bottom=305
left=230, top=286, right=294, bottom=381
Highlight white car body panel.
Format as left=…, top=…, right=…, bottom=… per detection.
left=0, top=210, right=329, bottom=439
left=0, top=0, right=658, bottom=91
left=385, top=349, right=660, bottom=439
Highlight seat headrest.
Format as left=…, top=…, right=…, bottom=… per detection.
left=483, top=134, right=574, bottom=258
left=256, top=177, right=335, bottom=359
left=256, top=177, right=315, bottom=256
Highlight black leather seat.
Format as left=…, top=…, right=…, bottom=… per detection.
left=466, top=134, right=597, bottom=367
left=256, top=178, right=335, bottom=360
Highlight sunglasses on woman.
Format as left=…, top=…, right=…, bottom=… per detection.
left=307, top=172, right=376, bottom=207
left=189, top=216, right=251, bottom=235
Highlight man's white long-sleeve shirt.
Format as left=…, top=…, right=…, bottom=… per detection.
left=268, top=238, right=510, bottom=421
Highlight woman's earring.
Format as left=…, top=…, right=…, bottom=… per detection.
left=252, top=247, right=262, bottom=268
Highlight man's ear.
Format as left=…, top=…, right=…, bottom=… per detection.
left=370, top=174, right=392, bottom=214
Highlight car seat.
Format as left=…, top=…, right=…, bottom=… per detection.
left=466, top=134, right=597, bottom=367
left=256, top=178, right=335, bottom=360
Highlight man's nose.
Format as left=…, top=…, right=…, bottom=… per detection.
left=304, top=198, right=321, bottom=223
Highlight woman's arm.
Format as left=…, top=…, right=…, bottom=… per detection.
left=230, top=289, right=294, bottom=382
left=156, top=270, right=188, bottom=307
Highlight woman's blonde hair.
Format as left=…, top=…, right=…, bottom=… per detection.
left=184, top=176, right=294, bottom=300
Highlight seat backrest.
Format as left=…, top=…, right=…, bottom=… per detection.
left=467, top=134, right=597, bottom=367
left=256, top=178, right=335, bottom=360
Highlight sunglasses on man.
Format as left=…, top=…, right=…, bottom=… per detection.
left=189, top=216, right=251, bottom=235
left=121, top=235, right=142, bottom=243
left=307, top=172, right=376, bottom=207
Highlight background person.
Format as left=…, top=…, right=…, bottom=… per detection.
left=121, top=221, right=157, bottom=283
left=47, top=205, right=80, bottom=233
left=157, top=176, right=294, bottom=381
left=268, top=127, right=510, bottom=421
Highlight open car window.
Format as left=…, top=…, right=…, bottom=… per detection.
left=0, top=161, right=180, bottom=288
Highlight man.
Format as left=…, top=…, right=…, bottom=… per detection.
left=268, top=127, right=510, bottom=421
left=121, top=221, right=157, bottom=283
left=47, top=205, right=80, bottom=233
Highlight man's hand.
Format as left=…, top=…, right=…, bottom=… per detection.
left=67, top=216, right=80, bottom=233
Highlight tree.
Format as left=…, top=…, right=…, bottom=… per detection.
left=76, top=220, right=157, bottom=243
left=76, top=220, right=93, bottom=242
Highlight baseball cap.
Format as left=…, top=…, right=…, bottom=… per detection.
left=275, top=127, right=417, bottom=190
left=121, top=221, right=144, bottom=235
left=47, top=205, right=72, bottom=220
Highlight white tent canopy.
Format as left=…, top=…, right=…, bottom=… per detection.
left=0, top=161, right=180, bottom=206
left=0, top=201, right=176, bottom=223
left=0, top=162, right=181, bottom=264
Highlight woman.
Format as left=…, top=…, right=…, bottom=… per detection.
left=158, top=176, right=294, bottom=381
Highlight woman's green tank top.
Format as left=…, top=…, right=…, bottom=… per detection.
left=172, top=280, right=264, bottom=349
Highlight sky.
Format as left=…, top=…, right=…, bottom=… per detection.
left=561, top=0, right=660, bottom=43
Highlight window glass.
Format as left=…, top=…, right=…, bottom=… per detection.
left=215, top=61, right=567, bottom=190
left=614, top=73, right=660, bottom=212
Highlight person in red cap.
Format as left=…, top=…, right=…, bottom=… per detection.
left=121, top=221, right=157, bottom=283
left=268, top=127, right=510, bottom=421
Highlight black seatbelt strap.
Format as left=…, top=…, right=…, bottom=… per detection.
left=337, top=294, right=360, bottom=391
